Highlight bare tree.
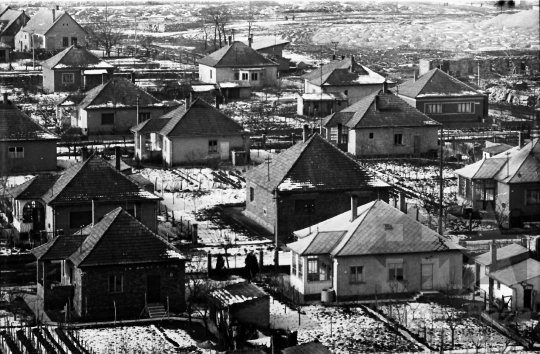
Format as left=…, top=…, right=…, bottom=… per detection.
left=86, top=3, right=123, bottom=57
left=201, top=7, right=231, bottom=50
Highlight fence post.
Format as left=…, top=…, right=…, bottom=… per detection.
left=207, top=253, right=212, bottom=277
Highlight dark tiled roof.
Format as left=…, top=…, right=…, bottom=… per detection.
left=209, top=282, right=268, bottom=307
left=288, top=231, right=346, bottom=256
left=20, top=8, right=66, bottom=35
left=42, top=154, right=161, bottom=205
left=198, top=41, right=278, bottom=68
left=282, top=342, right=333, bottom=354
left=8, top=174, right=60, bottom=199
left=31, top=235, right=84, bottom=261
left=160, top=98, right=245, bottom=137
left=77, top=78, right=161, bottom=110
left=130, top=117, right=172, bottom=133
left=245, top=134, right=388, bottom=192
left=483, top=143, right=513, bottom=155
left=395, top=68, right=484, bottom=98
left=489, top=258, right=540, bottom=286
left=323, top=91, right=441, bottom=129
left=0, top=9, right=26, bottom=36
left=303, top=57, right=385, bottom=86
left=249, top=37, right=290, bottom=51
left=69, top=208, right=185, bottom=267
left=41, top=45, right=113, bottom=70
left=0, top=102, right=59, bottom=141
left=474, top=243, right=530, bottom=266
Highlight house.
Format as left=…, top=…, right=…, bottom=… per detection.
left=41, top=45, right=115, bottom=93
left=247, top=35, right=291, bottom=72
left=296, top=92, right=348, bottom=117
left=0, top=91, right=59, bottom=174
left=208, top=282, right=270, bottom=332
left=7, top=153, right=161, bottom=239
left=244, top=132, right=390, bottom=241
left=14, top=7, right=87, bottom=52
left=482, top=142, right=513, bottom=159
left=58, top=78, right=174, bottom=135
left=302, top=56, right=387, bottom=105
left=198, top=40, right=279, bottom=90
left=0, top=7, right=29, bottom=48
left=393, top=68, right=489, bottom=125
left=473, top=242, right=537, bottom=311
left=30, top=207, right=185, bottom=320
left=282, top=342, right=332, bottom=354
left=287, top=199, right=464, bottom=302
left=455, top=138, right=540, bottom=228
left=0, top=42, right=10, bottom=62
left=132, top=98, right=250, bottom=166
left=322, top=89, right=441, bottom=156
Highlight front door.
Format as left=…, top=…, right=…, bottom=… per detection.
left=421, top=264, right=433, bottom=290
left=147, top=275, right=161, bottom=303
left=413, top=135, right=421, bottom=155
left=524, top=289, right=532, bottom=310
left=220, top=141, right=229, bottom=160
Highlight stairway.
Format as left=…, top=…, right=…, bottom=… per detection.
left=147, top=303, right=167, bottom=319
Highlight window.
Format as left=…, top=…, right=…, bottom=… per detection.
left=251, top=73, right=258, bottom=81
left=330, top=127, right=338, bottom=142
left=457, top=103, right=473, bottom=113
left=249, top=187, right=254, bottom=202
left=497, top=281, right=500, bottom=290
left=298, top=258, right=303, bottom=279
left=210, top=70, right=212, bottom=79
left=62, top=37, right=69, bottom=47
left=241, top=73, right=249, bottom=80
left=295, top=199, right=315, bottom=215
left=485, top=180, right=495, bottom=201
left=8, top=146, right=24, bottom=158
left=350, top=266, right=364, bottom=283
left=388, top=263, right=404, bottom=281
left=526, top=190, right=540, bottom=205
left=71, top=37, right=77, bottom=46
left=292, top=253, right=297, bottom=276
left=394, top=133, right=403, bottom=145
left=234, top=72, right=239, bottom=80
left=138, top=112, right=151, bottom=122
left=307, top=256, right=318, bottom=281
left=208, top=140, right=218, bottom=153
left=62, top=73, right=74, bottom=84
left=69, top=211, right=92, bottom=228
left=369, top=132, right=374, bottom=139
left=101, top=113, right=115, bottom=125
left=341, top=126, right=348, bottom=144
left=108, top=275, right=123, bottom=293
left=426, top=104, right=442, bottom=114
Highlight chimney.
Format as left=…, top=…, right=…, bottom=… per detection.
left=228, top=35, right=232, bottom=45
left=291, top=133, right=296, bottom=145
left=248, top=34, right=253, bottom=47
left=350, top=195, right=358, bottom=221
left=491, top=240, right=498, bottom=272
left=56, top=5, right=60, bottom=10
left=130, top=72, right=135, bottom=84
left=302, top=124, right=309, bottom=142
left=349, top=55, right=355, bottom=72
left=115, top=146, right=121, bottom=171
left=52, top=9, right=55, bottom=22
left=214, top=95, right=220, bottom=109
left=341, top=55, right=345, bottom=60
left=413, top=71, right=418, bottom=82
left=382, top=80, right=388, bottom=93
left=184, top=96, right=191, bottom=108
left=518, top=132, right=523, bottom=149
left=81, top=147, right=89, bottom=161
left=92, top=199, right=98, bottom=225
left=374, top=95, right=380, bottom=111
left=2, top=91, right=8, bottom=104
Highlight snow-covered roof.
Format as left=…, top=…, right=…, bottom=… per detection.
left=191, top=85, right=216, bottom=92
left=300, top=92, right=347, bottom=101
left=219, top=81, right=252, bottom=88
left=83, top=69, right=108, bottom=75
left=489, top=258, right=540, bottom=286
left=209, top=282, right=268, bottom=307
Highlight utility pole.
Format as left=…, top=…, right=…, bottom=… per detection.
left=438, top=126, right=444, bottom=235
left=331, top=41, right=338, bottom=58
left=31, top=30, right=35, bottom=70
left=134, top=15, right=138, bottom=58
left=319, top=44, right=324, bottom=127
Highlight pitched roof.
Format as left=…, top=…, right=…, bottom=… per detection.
left=395, top=68, right=484, bottom=98
left=489, top=258, right=540, bottom=285
left=323, top=91, right=441, bottom=129
left=249, top=37, right=290, bottom=51
left=75, top=78, right=162, bottom=110
left=473, top=243, right=530, bottom=266
left=282, top=342, right=333, bottom=354
left=41, top=154, right=161, bottom=205
left=209, top=282, right=268, bottom=307
left=483, top=143, right=513, bottom=155
left=288, top=231, right=346, bottom=255
left=244, top=133, right=388, bottom=192
left=8, top=174, right=60, bottom=199
left=456, top=138, right=540, bottom=184
left=0, top=9, right=26, bottom=35
left=0, top=101, right=59, bottom=141
left=0, top=5, right=10, bottom=17
left=0, top=42, right=9, bottom=49
left=303, top=57, right=385, bottom=86
left=198, top=41, right=278, bottom=68
left=20, top=8, right=66, bottom=35
left=130, top=117, right=172, bottom=133
left=290, top=200, right=463, bottom=257
left=41, top=45, right=114, bottom=70
left=68, top=208, right=185, bottom=267
left=31, top=235, right=84, bottom=261
left=300, top=92, right=347, bottom=101
left=160, top=98, right=245, bottom=137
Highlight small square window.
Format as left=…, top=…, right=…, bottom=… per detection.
left=62, top=73, right=74, bottom=84
left=388, top=263, right=404, bottom=281
left=295, top=199, right=315, bottom=215
left=394, top=133, right=403, bottom=145
left=138, top=112, right=151, bottom=122
left=251, top=73, right=258, bottom=81
left=8, top=146, right=24, bottom=158
left=369, top=132, right=373, bottom=139
left=350, top=266, right=364, bottom=283
left=62, top=37, right=69, bottom=47
left=208, top=140, right=218, bottom=153
left=101, top=113, right=115, bottom=125
left=108, top=275, right=123, bottom=293
left=241, top=73, right=249, bottom=80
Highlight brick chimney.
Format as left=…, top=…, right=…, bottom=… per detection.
left=115, top=146, right=121, bottom=171
left=349, top=56, right=355, bottom=73
left=350, top=195, right=358, bottom=221
left=302, top=124, right=309, bottom=142
left=52, top=8, right=55, bottom=22
left=374, top=95, right=380, bottom=111
left=184, top=96, right=191, bottom=108
left=414, top=71, right=417, bottom=82
left=2, top=91, right=8, bottom=104
left=382, top=80, right=388, bottom=93
left=518, top=132, right=524, bottom=149
left=228, top=35, right=232, bottom=46
left=248, top=34, right=253, bottom=47
left=491, top=240, right=498, bottom=272
left=214, top=95, right=220, bottom=109
left=81, top=147, right=89, bottom=161
left=130, top=72, right=135, bottom=84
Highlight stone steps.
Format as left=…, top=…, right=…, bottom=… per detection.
left=147, top=304, right=167, bottom=319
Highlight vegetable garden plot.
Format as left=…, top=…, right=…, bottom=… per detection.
left=380, top=302, right=518, bottom=351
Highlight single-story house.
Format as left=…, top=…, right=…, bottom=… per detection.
left=296, top=92, right=348, bottom=117
left=482, top=142, right=513, bottom=159
left=287, top=199, right=464, bottom=302
left=31, top=207, right=186, bottom=320
left=0, top=7, right=29, bottom=49
left=247, top=35, right=291, bottom=72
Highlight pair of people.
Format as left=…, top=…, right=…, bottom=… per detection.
left=245, top=250, right=259, bottom=283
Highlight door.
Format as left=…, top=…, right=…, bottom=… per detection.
left=220, top=141, right=229, bottom=161
left=475, top=263, right=480, bottom=288
left=421, top=264, right=433, bottom=290
left=147, top=275, right=161, bottom=303
left=413, top=135, right=421, bottom=155
left=524, top=289, right=532, bottom=310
